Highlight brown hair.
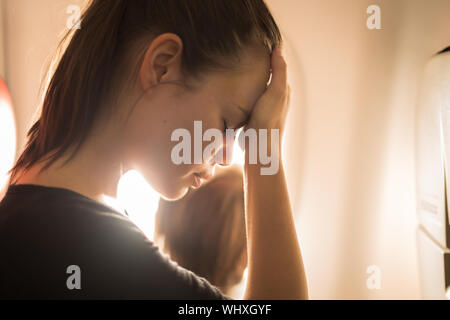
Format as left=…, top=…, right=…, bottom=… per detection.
left=10, top=0, right=282, bottom=183
left=154, top=166, right=246, bottom=293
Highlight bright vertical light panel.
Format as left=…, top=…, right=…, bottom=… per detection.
left=116, top=170, right=161, bottom=241
left=232, top=128, right=244, bottom=166
left=0, top=78, right=16, bottom=197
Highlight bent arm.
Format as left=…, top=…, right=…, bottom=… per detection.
left=243, top=156, right=308, bottom=300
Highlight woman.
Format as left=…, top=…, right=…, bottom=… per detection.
left=0, top=0, right=308, bottom=299
left=154, top=166, right=247, bottom=298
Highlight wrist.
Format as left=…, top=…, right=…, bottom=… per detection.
left=243, top=141, right=282, bottom=176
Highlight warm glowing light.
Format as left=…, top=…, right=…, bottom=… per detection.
left=228, top=267, right=248, bottom=299
left=116, top=170, right=161, bottom=240
left=0, top=80, right=16, bottom=197
left=101, top=194, right=127, bottom=216
left=240, top=268, right=248, bottom=299
left=232, top=128, right=244, bottom=166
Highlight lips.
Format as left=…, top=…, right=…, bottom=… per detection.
left=191, top=172, right=212, bottom=189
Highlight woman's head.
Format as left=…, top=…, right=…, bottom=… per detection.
left=10, top=0, right=282, bottom=200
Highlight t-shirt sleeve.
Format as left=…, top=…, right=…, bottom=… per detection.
left=65, top=209, right=232, bottom=300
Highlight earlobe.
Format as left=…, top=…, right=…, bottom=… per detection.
left=139, top=33, right=184, bottom=95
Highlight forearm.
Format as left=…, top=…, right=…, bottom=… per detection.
left=243, top=156, right=308, bottom=300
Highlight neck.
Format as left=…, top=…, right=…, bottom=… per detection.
left=15, top=126, right=124, bottom=204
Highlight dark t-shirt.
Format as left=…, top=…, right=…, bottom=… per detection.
left=0, top=184, right=230, bottom=299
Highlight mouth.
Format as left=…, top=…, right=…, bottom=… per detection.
left=191, top=172, right=213, bottom=189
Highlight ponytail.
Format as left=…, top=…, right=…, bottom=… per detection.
left=10, top=0, right=281, bottom=183
left=10, top=0, right=128, bottom=182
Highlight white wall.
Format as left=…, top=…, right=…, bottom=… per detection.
left=268, top=0, right=450, bottom=299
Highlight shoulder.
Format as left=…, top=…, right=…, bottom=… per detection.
left=0, top=184, right=230, bottom=299
left=0, top=184, right=133, bottom=248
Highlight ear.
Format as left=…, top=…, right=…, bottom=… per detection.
left=139, top=33, right=184, bottom=95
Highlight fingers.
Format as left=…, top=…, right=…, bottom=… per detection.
left=245, top=45, right=290, bottom=131
left=268, top=46, right=288, bottom=98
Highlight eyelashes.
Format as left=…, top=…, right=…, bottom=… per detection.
left=223, top=119, right=228, bottom=132
left=223, top=116, right=249, bottom=132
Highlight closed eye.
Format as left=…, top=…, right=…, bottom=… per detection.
left=234, top=116, right=250, bottom=130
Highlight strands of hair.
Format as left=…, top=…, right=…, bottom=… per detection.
left=9, top=0, right=282, bottom=184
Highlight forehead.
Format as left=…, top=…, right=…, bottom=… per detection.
left=208, top=52, right=271, bottom=111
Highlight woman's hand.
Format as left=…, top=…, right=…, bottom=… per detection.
left=242, top=48, right=308, bottom=299
left=247, top=46, right=291, bottom=136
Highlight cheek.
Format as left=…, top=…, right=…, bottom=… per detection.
left=122, top=93, right=220, bottom=186
left=123, top=117, right=197, bottom=190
